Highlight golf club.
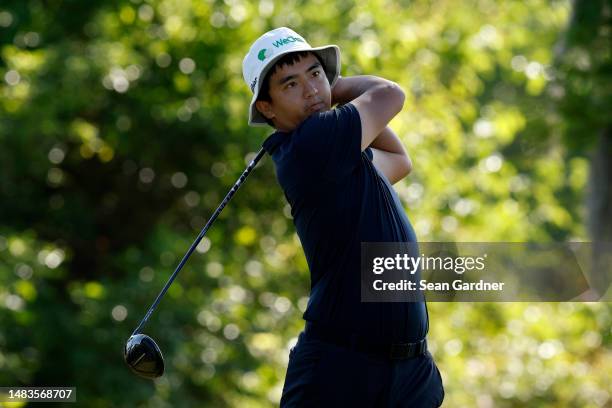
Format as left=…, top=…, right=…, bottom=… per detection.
left=124, top=147, right=267, bottom=379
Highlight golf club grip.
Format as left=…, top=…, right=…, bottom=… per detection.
left=132, top=147, right=268, bottom=336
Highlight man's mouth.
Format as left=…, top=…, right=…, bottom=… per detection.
left=308, top=102, right=324, bottom=112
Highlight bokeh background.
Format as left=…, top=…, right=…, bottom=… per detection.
left=1, top=0, right=610, bottom=406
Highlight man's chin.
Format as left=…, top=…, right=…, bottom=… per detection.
left=308, top=102, right=329, bottom=114
left=308, top=106, right=328, bottom=116
left=305, top=110, right=322, bottom=120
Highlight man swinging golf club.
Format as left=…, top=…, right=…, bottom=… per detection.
left=243, top=28, right=444, bottom=407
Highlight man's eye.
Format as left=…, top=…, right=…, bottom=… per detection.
left=287, top=82, right=296, bottom=88
left=312, top=71, right=320, bottom=77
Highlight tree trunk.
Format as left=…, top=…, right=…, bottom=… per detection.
left=587, top=128, right=612, bottom=299
left=555, top=0, right=611, bottom=299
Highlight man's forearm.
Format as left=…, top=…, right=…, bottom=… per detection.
left=333, top=75, right=412, bottom=180
left=331, top=75, right=396, bottom=106
left=370, top=126, right=407, bottom=155
left=370, top=127, right=413, bottom=183
left=331, top=75, right=406, bottom=154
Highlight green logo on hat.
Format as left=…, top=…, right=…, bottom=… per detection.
left=272, top=36, right=305, bottom=48
left=258, top=48, right=269, bottom=61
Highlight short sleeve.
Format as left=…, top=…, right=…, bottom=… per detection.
left=292, top=102, right=362, bottom=181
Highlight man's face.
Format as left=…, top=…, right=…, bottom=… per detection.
left=255, top=53, right=331, bottom=132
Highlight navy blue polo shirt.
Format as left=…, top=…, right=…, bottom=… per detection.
left=263, top=103, right=428, bottom=343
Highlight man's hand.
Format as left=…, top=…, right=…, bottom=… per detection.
left=370, top=127, right=412, bottom=184
left=331, top=76, right=354, bottom=106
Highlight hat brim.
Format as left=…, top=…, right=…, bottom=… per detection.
left=248, top=44, right=341, bottom=127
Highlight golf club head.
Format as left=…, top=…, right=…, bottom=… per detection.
left=124, top=334, right=164, bottom=379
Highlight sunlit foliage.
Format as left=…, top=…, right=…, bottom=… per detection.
left=0, top=0, right=609, bottom=407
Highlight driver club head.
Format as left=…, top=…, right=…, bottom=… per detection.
left=124, top=334, right=165, bottom=379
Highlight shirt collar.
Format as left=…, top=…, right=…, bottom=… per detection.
left=262, top=131, right=288, bottom=155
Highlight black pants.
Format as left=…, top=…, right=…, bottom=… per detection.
left=281, top=331, right=445, bottom=407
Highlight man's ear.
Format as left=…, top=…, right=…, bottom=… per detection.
left=255, top=100, right=275, bottom=120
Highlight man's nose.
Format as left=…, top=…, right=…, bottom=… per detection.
left=304, top=81, right=318, bottom=97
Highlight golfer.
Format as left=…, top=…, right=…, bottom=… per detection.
left=242, top=27, right=444, bottom=407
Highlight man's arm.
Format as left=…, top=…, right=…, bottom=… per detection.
left=331, top=76, right=405, bottom=151
left=332, top=76, right=411, bottom=183
left=370, top=127, right=412, bottom=184
left=332, top=75, right=390, bottom=106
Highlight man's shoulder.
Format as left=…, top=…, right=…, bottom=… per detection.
left=269, top=102, right=362, bottom=183
left=294, top=103, right=359, bottom=139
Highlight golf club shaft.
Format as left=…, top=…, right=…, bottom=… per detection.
left=132, top=147, right=267, bottom=336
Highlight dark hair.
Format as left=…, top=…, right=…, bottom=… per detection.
left=256, top=51, right=327, bottom=127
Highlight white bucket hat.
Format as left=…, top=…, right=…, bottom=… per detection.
left=242, top=27, right=341, bottom=127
